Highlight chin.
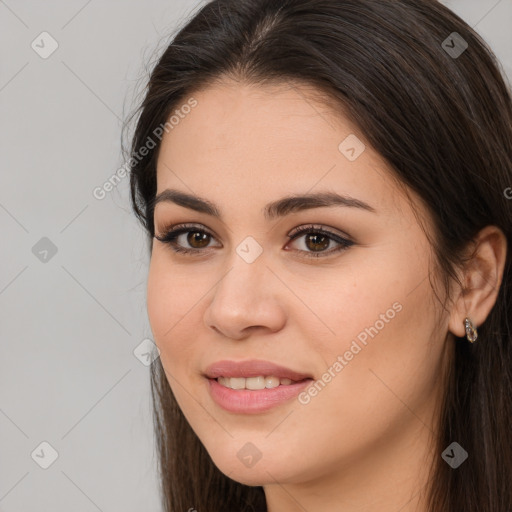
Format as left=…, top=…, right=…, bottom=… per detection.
left=216, top=463, right=280, bottom=487
left=206, top=446, right=303, bottom=487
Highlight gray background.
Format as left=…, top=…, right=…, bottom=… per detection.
left=0, top=1, right=510, bottom=510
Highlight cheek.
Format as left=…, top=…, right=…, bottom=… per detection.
left=147, top=253, right=198, bottom=340
left=300, top=240, right=439, bottom=402
left=292, top=253, right=402, bottom=353
left=146, top=252, right=218, bottom=391
left=146, top=255, right=198, bottom=375
left=146, top=258, right=172, bottom=343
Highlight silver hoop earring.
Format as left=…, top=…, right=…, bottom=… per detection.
left=464, top=317, right=478, bottom=343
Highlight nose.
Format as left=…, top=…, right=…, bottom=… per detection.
left=203, top=249, right=287, bottom=340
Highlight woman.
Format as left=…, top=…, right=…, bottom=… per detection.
left=124, top=0, right=512, bottom=510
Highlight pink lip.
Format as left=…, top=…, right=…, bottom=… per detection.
left=207, top=378, right=312, bottom=414
left=204, top=359, right=313, bottom=381
left=204, top=359, right=314, bottom=414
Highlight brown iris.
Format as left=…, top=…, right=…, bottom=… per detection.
left=187, top=231, right=210, bottom=248
left=304, top=233, right=330, bottom=252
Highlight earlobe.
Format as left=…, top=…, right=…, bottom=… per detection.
left=448, top=225, right=507, bottom=340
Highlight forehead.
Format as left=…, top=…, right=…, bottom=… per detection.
left=155, top=80, right=410, bottom=219
left=160, top=80, right=353, bottom=156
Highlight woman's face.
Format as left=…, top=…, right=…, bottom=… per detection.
left=147, top=80, right=453, bottom=489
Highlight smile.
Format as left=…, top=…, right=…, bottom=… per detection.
left=216, top=376, right=300, bottom=390
left=204, top=359, right=314, bottom=413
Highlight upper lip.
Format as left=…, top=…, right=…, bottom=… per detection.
left=204, top=359, right=313, bottom=381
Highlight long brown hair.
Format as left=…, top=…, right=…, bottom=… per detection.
left=124, top=0, right=512, bottom=510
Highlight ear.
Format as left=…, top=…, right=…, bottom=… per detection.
left=448, top=225, right=507, bottom=338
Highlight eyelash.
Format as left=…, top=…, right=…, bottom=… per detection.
left=154, top=223, right=354, bottom=259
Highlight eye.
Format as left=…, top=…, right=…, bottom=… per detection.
left=154, top=223, right=220, bottom=256
left=285, top=224, right=354, bottom=258
left=154, top=223, right=354, bottom=258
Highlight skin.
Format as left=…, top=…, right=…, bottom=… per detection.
left=146, top=79, right=506, bottom=512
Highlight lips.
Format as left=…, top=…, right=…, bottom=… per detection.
left=204, top=359, right=313, bottom=382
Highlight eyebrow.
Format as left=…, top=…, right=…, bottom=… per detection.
left=152, top=188, right=376, bottom=221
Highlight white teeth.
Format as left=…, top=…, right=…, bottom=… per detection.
left=246, top=376, right=266, bottom=390
left=217, top=376, right=299, bottom=390
left=265, top=376, right=280, bottom=388
left=230, top=377, right=246, bottom=390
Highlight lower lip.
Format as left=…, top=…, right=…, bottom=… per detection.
left=206, top=377, right=313, bottom=414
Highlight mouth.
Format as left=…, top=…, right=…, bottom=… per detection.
left=203, top=359, right=314, bottom=413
